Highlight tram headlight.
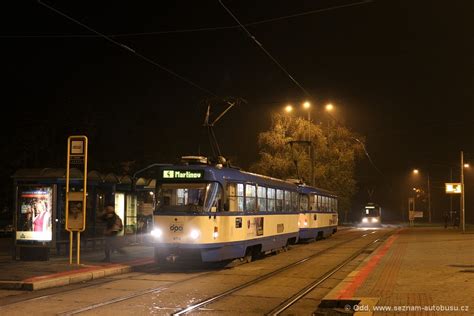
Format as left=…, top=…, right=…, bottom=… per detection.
left=151, top=228, right=163, bottom=238
left=362, top=217, right=369, bottom=223
left=371, top=218, right=379, bottom=223
left=190, top=229, right=200, bottom=240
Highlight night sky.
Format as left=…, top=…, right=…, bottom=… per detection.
left=1, top=0, right=472, bottom=221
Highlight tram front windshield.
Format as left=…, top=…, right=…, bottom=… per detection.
left=364, top=208, right=379, bottom=217
left=156, top=182, right=221, bottom=212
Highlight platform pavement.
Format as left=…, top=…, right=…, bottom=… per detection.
left=0, top=240, right=155, bottom=291
left=319, top=227, right=474, bottom=315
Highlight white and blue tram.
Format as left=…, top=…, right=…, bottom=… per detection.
left=360, top=202, right=382, bottom=226
left=150, top=156, right=338, bottom=262
left=297, top=185, right=338, bottom=240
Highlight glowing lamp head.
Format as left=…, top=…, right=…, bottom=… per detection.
left=362, top=217, right=368, bottom=223
left=285, top=105, right=293, bottom=113
left=303, top=101, right=311, bottom=109
left=325, top=103, right=334, bottom=111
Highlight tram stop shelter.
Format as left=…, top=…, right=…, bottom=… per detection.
left=11, top=168, right=155, bottom=261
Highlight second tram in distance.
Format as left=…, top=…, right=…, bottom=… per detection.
left=360, top=202, right=382, bottom=227
left=150, top=156, right=338, bottom=263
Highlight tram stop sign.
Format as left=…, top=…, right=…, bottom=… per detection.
left=65, top=136, right=88, bottom=232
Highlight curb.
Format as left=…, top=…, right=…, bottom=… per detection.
left=0, top=258, right=154, bottom=291
left=316, top=234, right=399, bottom=315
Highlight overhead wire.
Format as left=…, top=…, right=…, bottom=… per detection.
left=37, top=0, right=219, bottom=98
left=3, top=1, right=372, bottom=39
left=326, top=111, right=384, bottom=176
left=217, top=0, right=382, bottom=176
left=218, top=0, right=311, bottom=98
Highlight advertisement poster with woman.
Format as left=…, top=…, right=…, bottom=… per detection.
left=16, top=186, right=53, bottom=241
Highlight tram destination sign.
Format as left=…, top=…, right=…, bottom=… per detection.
left=162, top=170, right=204, bottom=180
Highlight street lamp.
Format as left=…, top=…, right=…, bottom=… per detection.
left=302, top=101, right=311, bottom=139
left=325, top=103, right=334, bottom=112
left=285, top=104, right=293, bottom=113
left=412, top=169, right=431, bottom=223
left=302, top=101, right=313, bottom=180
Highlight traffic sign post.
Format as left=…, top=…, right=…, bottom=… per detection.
left=408, top=197, right=415, bottom=226
left=65, top=136, right=88, bottom=265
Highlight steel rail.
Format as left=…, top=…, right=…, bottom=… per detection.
left=11, top=228, right=358, bottom=314
left=266, top=230, right=395, bottom=315
left=172, top=229, right=379, bottom=315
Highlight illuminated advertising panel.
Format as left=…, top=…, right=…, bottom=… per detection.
left=16, top=186, right=53, bottom=241
left=445, top=183, right=462, bottom=194
left=115, top=193, right=125, bottom=236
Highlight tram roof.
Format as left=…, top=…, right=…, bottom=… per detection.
left=158, top=164, right=334, bottom=194
left=298, top=184, right=337, bottom=197
left=158, top=164, right=298, bottom=189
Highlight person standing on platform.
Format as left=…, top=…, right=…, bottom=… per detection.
left=443, top=210, right=450, bottom=229
left=100, top=204, right=124, bottom=262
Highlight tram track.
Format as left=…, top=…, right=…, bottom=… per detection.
left=1, top=228, right=369, bottom=315
left=266, top=231, right=395, bottom=315
left=54, top=229, right=366, bottom=315
left=58, top=230, right=376, bottom=316
left=172, top=231, right=386, bottom=315
left=0, top=259, right=222, bottom=309
left=171, top=229, right=388, bottom=315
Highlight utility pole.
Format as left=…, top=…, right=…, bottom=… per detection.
left=450, top=167, right=453, bottom=220
left=287, top=140, right=314, bottom=186
left=428, top=173, right=431, bottom=223
left=461, top=150, right=465, bottom=232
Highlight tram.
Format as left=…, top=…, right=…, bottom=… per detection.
left=150, top=156, right=339, bottom=263
left=360, top=202, right=382, bottom=227
left=297, top=185, right=338, bottom=240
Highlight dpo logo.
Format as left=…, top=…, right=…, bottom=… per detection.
left=169, top=224, right=183, bottom=232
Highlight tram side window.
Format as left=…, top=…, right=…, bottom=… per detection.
left=335, top=199, right=338, bottom=212
left=276, top=189, right=283, bottom=212
left=300, top=194, right=309, bottom=211
left=267, top=188, right=276, bottom=212
left=227, top=183, right=244, bottom=211
left=245, top=184, right=257, bottom=211
left=309, top=194, right=315, bottom=211
left=316, top=195, right=322, bottom=212
left=291, top=192, right=298, bottom=212
left=257, top=186, right=267, bottom=211
left=284, top=191, right=291, bottom=212
left=323, top=196, right=329, bottom=212
left=176, top=189, right=186, bottom=205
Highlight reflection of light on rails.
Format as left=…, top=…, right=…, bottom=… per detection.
left=358, top=227, right=382, bottom=231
